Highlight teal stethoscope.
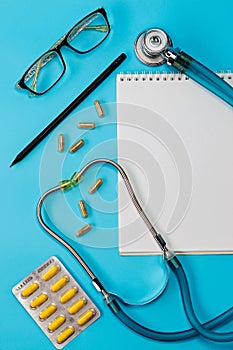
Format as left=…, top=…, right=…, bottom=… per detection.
left=134, top=28, right=233, bottom=107
left=37, top=158, right=233, bottom=343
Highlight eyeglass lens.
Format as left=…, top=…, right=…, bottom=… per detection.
left=67, top=12, right=109, bottom=52
left=23, top=11, right=109, bottom=94
left=23, top=51, right=64, bottom=94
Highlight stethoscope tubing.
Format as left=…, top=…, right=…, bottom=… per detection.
left=37, top=159, right=233, bottom=342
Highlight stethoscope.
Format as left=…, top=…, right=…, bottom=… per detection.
left=134, top=28, right=233, bottom=107
left=37, top=158, right=233, bottom=343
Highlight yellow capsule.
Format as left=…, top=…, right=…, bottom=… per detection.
left=89, top=178, right=103, bottom=194
left=57, top=326, right=75, bottom=344
left=50, top=276, right=69, bottom=292
left=58, top=134, right=65, bottom=152
left=78, top=122, right=95, bottom=129
left=41, top=265, right=60, bottom=281
left=69, top=139, right=84, bottom=153
left=30, top=293, right=48, bottom=309
left=68, top=298, right=87, bottom=315
left=76, top=224, right=92, bottom=237
left=77, top=308, right=96, bottom=326
left=39, top=304, right=57, bottom=320
left=21, top=282, right=39, bottom=298
left=78, top=200, right=88, bottom=218
left=48, top=315, right=66, bottom=332
left=60, top=287, right=77, bottom=304
left=94, top=100, right=104, bottom=117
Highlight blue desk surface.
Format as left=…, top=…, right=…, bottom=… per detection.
left=1, top=0, right=233, bottom=349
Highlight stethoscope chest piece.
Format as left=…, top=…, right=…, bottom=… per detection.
left=134, top=28, right=172, bottom=66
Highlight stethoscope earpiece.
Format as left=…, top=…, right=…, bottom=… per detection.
left=134, top=28, right=172, bottom=66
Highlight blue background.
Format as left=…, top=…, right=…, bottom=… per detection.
left=1, top=0, right=233, bottom=349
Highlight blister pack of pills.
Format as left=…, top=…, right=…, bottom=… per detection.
left=12, top=256, right=101, bottom=349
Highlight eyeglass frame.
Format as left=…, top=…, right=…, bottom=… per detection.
left=16, top=7, right=110, bottom=95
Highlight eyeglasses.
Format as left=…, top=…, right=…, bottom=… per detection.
left=16, top=8, right=110, bottom=96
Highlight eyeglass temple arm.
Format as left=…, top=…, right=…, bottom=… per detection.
left=82, top=25, right=109, bottom=32
left=29, top=58, right=44, bottom=96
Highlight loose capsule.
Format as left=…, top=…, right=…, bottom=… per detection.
left=30, top=293, right=48, bottom=309
left=48, top=315, right=66, bottom=332
left=21, top=282, right=39, bottom=298
left=69, top=139, right=84, bottom=153
left=77, top=308, right=96, bottom=326
left=78, top=122, right=95, bottom=129
left=58, top=134, right=65, bottom=152
left=94, top=100, right=104, bottom=117
left=76, top=224, right=92, bottom=237
left=68, top=298, right=87, bottom=315
left=78, top=200, right=88, bottom=218
left=89, top=178, right=103, bottom=194
left=57, top=326, right=75, bottom=344
left=51, top=276, right=69, bottom=292
left=60, top=287, right=77, bottom=304
left=39, top=304, right=57, bottom=320
left=41, top=265, right=60, bottom=281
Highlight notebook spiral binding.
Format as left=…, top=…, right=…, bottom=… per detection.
left=118, top=71, right=232, bottom=82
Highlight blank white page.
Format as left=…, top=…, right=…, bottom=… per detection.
left=117, top=72, right=233, bottom=255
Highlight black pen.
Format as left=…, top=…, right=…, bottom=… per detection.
left=10, top=53, right=127, bottom=167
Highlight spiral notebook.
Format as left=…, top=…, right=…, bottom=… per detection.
left=117, top=72, right=233, bottom=255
